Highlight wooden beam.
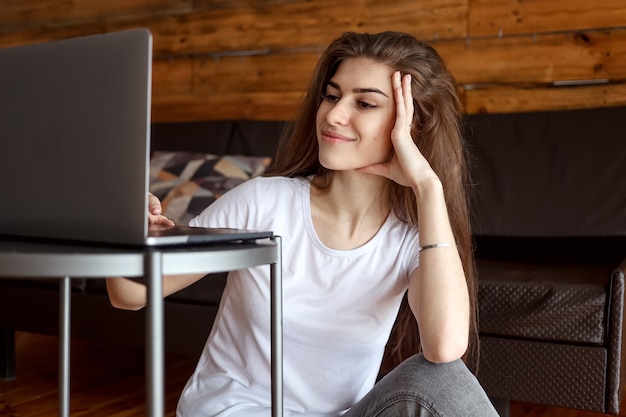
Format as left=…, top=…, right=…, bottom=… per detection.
left=151, top=91, right=305, bottom=121
left=463, top=82, right=626, bottom=114
left=153, top=59, right=193, bottom=95
left=435, top=29, right=626, bottom=85
left=0, top=0, right=193, bottom=30
left=5, top=0, right=626, bottom=120
left=469, top=0, right=626, bottom=37
left=191, top=52, right=317, bottom=95
left=0, top=0, right=468, bottom=55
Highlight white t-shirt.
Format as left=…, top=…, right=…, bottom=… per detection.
left=177, top=176, right=420, bottom=417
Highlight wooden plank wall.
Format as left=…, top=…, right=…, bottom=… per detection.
left=2, top=0, right=626, bottom=122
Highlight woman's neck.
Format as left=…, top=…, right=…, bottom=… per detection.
left=310, top=172, right=390, bottom=250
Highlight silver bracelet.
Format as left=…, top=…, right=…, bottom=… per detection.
left=418, top=242, right=454, bottom=253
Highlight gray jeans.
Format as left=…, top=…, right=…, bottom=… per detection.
left=343, top=353, right=499, bottom=417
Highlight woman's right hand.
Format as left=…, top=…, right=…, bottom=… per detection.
left=148, top=193, right=175, bottom=227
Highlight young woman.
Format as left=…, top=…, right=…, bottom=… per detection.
left=106, top=31, right=498, bottom=416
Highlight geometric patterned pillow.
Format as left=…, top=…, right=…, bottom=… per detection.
left=149, top=151, right=271, bottom=225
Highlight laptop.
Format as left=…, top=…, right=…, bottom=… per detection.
left=0, top=29, right=273, bottom=246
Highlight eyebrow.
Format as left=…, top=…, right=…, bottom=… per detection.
left=328, top=80, right=389, bottom=98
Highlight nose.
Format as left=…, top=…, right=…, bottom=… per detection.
left=325, top=98, right=350, bottom=126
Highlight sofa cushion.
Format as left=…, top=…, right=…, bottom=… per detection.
left=477, top=258, right=611, bottom=345
left=149, top=151, right=271, bottom=225
left=478, top=336, right=608, bottom=411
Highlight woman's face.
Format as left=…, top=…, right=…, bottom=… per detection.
left=316, top=57, right=396, bottom=172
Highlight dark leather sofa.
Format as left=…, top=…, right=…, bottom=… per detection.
left=465, top=107, right=626, bottom=415
left=1, top=107, right=625, bottom=416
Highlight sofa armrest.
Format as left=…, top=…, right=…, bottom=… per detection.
left=614, top=257, right=626, bottom=279
left=606, top=256, right=626, bottom=414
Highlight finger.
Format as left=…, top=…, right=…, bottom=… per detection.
left=159, top=217, right=175, bottom=227
left=148, top=192, right=162, bottom=215
left=149, top=214, right=175, bottom=227
left=393, top=71, right=407, bottom=131
left=403, top=74, right=414, bottom=127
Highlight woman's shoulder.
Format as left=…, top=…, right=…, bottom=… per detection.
left=191, top=176, right=308, bottom=227
left=242, top=175, right=309, bottom=192
left=217, top=176, right=309, bottom=208
left=253, top=175, right=308, bottom=185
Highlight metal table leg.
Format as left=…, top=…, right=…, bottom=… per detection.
left=59, top=277, right=71, bottom=417
left=145, top=250, right=164, bottom=417
left=271, top=236, right=283, bottom=417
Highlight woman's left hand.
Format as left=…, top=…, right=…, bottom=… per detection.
left=357, top=71, right=437, bottom=189
left=147, top=192, right=175, bottom=227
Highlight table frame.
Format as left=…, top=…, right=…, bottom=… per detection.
left=0, top=237, right=283, bottom=417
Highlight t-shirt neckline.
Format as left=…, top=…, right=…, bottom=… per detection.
left=301, top=178, right=393, bottom=257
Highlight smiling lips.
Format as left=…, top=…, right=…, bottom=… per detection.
left=321, top=130, right=355, bottom=144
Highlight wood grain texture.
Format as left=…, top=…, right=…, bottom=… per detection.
left=463, top=82, right=626, bottom=114
left=0, top=0, right=468, bottom=54
left=2, top=0, right=626, bottom=120
left=151, top=90, right=305, bottom=121
left=469, top=0, right=626, bottom=37
left=0, top=332, right=196, bottom=417
left=436, top=29, right=626, bottom=85
left=0, top=0, right=193, bottom=29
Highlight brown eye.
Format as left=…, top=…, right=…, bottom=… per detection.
left=321, top=93, right=340, bottom=103
left=358, top=101, right=376, bottom=109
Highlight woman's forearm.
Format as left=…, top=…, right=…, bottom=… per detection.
left=408, top=178, right=470, bottom=363
left=105, top=277, right=148, bottom=311
left=105, top=273, right=205, bottom=311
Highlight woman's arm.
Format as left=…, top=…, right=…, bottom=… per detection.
left=407, top=178, right=469, bottom=363
left=358, top=71, right=470, bottom=363
left=105, top=273, right=205, bottom=311
left=106, top=192, right=199, bottom=310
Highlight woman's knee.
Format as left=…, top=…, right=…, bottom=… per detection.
left=373, top=353, right=499, bottom=416
left=383, top=353, right=471, bottom=387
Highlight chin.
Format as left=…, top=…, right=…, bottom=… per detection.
left=318, top=153, right=351, bottom=171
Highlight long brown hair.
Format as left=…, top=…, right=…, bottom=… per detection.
left=266, top=31, right=478, bottom=371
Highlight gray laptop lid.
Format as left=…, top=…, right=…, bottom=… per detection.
left=0, top=29, right=271, bottom=246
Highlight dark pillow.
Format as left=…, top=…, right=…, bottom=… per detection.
left=149, top=151, right=271, bottom=225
